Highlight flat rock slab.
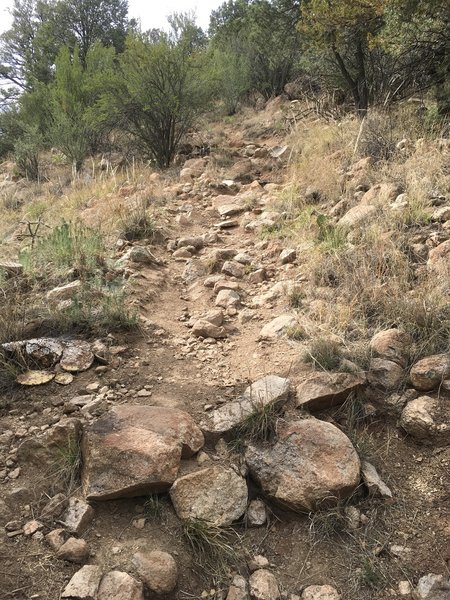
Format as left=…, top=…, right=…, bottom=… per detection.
left=201, top=375, right=290, bottom=437
left=259, top=315, right=297, bottom=340
left=170, top=465, right=248, bottom=526
left=296, top=372, right=365, bottom=411
left=82, top=406, right=204, bottom=500
left=246, top=418, right=360, bottom=511
left=62, top=565, right=103, bottom=599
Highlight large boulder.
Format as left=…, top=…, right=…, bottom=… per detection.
left=295, top=372, right=365, bottom=411
left=245, top=419, right=360, bottom=511
left=170, top=466, right=248, bottom=526
left=409, top=354, right=450, bottom=391
left=201, top=375, right=290, bottom=437
left=82, top=406, right=204, bottom=500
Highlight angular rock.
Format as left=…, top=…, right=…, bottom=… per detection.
left=47, top=281, right=82, bottom=303
left=414, top=573, right=450, bottom=599
left=46, top=528, right=66, bottom=551
left=192, top=319, right=227, bottom=339
left=60, top=341, right=94, bottom=373
left=247, top=499, right=267, bottom=527
left=227, top=575, right=249, bottom=600
left=63, top=497, right=94, bottom=535
left=177, top=236, right=204, bottom=250
left=301, top=585, right=341, bottom=600
left=62, top=565, right=103, bottom=600
left=249, top=569, right=280, bottom=600
left=222, top=260, right=245, bottom=278
left=259, top=315, right=297, bottom=340
left=23, top=519, right=43, bottom=536
left=246, top=419, right=360, bottom=511
left=218, top=204, right=246, bottom=217
left=40, top=493, right=68, bottom=519
left=119, top=246, right=158, bottom=265
left=338, top=204, right=377, bottom=228
left=361, top=461, right=393, bottom=503
left=56, top=537, right=89, bottom=563
left=82, top=406, right=204, bottom=500
left=410, top=354, right=450, bottom=391
left=201, top=376, right=290, bottom=437
left=216, top=289, right=241, bottom=308
left=279, top=248, right=296, bottom=264
left=367, top=358, right=404, bottom=390
left=132, top=550, right=178, bottom=594
left=296, top=372, right=365, bottom=411
left=98, top=571, right=144, bottom=600
left=213, top=279, right=241, bottom=294
left=170, top=466, right=248, bottom=526
left=370, top=329, right=411, bottom=368
left=400, top=396, right=450, bottom=444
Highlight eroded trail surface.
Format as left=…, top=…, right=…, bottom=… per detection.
left=1, top=103, right=449, bottom=600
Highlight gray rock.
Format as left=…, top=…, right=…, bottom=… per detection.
left=338, top=204, right=377, bottom=228
left=62, top=565, right=103, bottom=600
left=216, top=289, right=241, bottom=308
left=400, top=396, right=450, bottom=444
left=368, top=358, right=404, bottom=390
left=170, top=465, right=248, bottom=526
left=361, top=461, right=393, bottom=503
left=227, top=575, right=249, bottom=600
left=259, top=315, right=297, bottom=340
left=279, top=248, right=296, bottom=264
left=98, top=571, right=144, bottom=600
left=296, top=372, right=365, bottom=411
left=246, top=419, right=360, bottom=511
left=192, top=319, right=227, bottom=339
left=132, top=550, right=178, bottom=594
left=414, top=573, right=450, bottom=599
left=47, top=280, right=82, bottom=303
left=201, top=376, right=290, bottom=437
left=247, top=499, right=267, bottom=527
left=119, top=246, right=159, bottom=265
left=63, top=497, right=94, bottom=535
left=222, top=260, right=245, bottom=279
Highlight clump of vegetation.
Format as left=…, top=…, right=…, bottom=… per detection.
left=182, top=518, right=241, bottom=579
left=118, top=199, right=156, bottom=241
left=144, top=493, right=165, bottom=520
left=53, top=433, right=82, bottom=493
left=305, top=338, right=343, bottom=371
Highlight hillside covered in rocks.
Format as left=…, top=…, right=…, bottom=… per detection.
left=0, top=95, right=449, bottom=600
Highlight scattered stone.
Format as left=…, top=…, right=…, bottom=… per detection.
left=98, top=571, right=144, bottom=600
left=192, top=319, right=227, bottom=339
left=82, top=405, right=204, bottom=500
left=247, top=499, right=267, bottom=527
left=414, top=573, right=450, bottom=599
left=246, top=418, right=360, bottom=511
left=259, top=315, right=297, bottom=340
left=201, top=375, right=290, bottom=437
left=249, top=569, right=280, bottom=600
left=398, top=581, right=412, bottom=596
left=370, top=329, right=411, bottom=368
left=17, top=370, right=56, bottom=386
left=427, top=239, right=450, bottom=274
left=301, top=585, right=341, bottom=600
left=227, top=575, right=249, bottom=600
left=338, top=204, right=377, bottom=228
left=132, top=550, right=178, bottom=594
left=55, top=372, right=74, bottom=385
left=410, top=353, right=450, bottom=391
left=222, top=260, right=245, bottom=278
left=170, top=465, right=248, bottom=526
left=248, top=556, right=270, bottom=573
left=368, top=358, right=405, bottom=390
left=23, top=519, right=43, bottom=536
left=295, top=372, right=365, bottom=411
left=56, top=537, right=89, bottom=563
left=63, top=497, right=94, bottom=535
left=119, top=246, right=159, bottom=265
left=216, top=289, right=241, bottom=308
left=61, top=565, right=103, bottom=600
left=46, top=528, right=67, bottom=551
left=279, top=248, right=296, bottom=264
left=361, top=461, right=393, bottom=503
left=47, top=280, right=82, bottom=303
left=177, top=236, right=204, bottom=250
left=60, top=341, right=94, bottom=373
left=400, top=396, right=450, bottom=444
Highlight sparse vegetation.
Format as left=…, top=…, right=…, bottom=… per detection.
left=182, top=518, right=241, bottom=579
left=304, top=338, right=343, bottom=371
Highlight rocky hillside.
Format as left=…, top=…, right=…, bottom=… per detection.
left=0, top=98, right=449, bottom=600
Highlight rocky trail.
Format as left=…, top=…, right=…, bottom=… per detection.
left=0, top=104, right=449, bottom=600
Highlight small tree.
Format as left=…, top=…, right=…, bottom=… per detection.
left=106, top=19, right=209, bottom=168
